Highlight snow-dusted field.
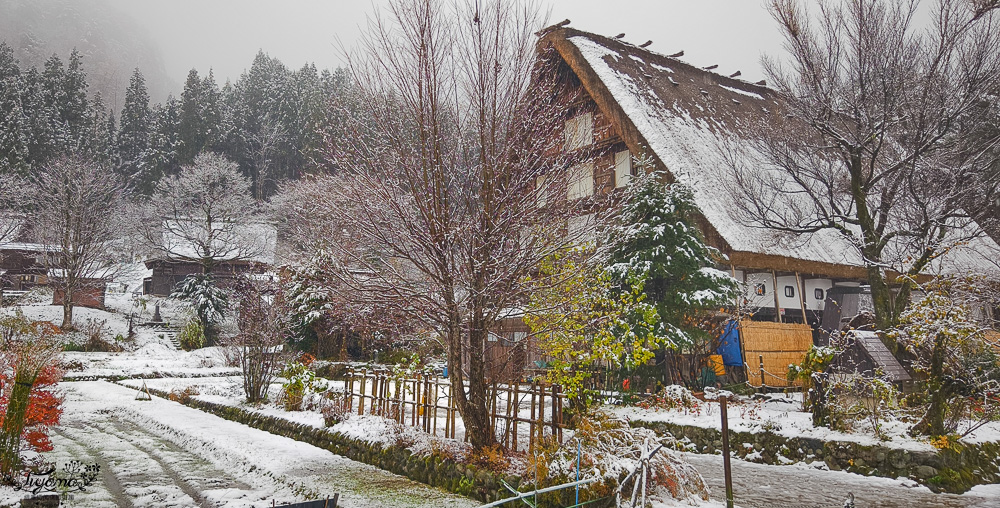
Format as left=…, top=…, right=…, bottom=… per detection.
left=2, top=381, right=479, bottom=508
left=62, top=344, right=240, bottom=380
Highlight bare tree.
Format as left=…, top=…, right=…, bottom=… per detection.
left=245, top=113, right=287, bottom=202
left=225, top=277, right=287, bottom=404
left=140, top=152, right=267, bottom=276
left=27, top=155, right=126, bottom=329
left=272, top=180, right=418, bottom=359
left=726, top=0, right=1000, bottom=336
left=314, top=0, right=597, bottom=449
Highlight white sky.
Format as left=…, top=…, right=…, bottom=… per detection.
left=103, top=0, right=784, bottom=93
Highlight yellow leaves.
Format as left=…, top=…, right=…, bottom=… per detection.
left=930, top=434, right=964, bottom=453
left=524, top=247, right=667, bottom=404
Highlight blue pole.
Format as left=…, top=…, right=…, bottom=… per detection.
left=575, top=439, right=581, bottom=506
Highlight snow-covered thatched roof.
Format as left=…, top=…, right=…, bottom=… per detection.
left=541, top=27, right=1000, bottom=278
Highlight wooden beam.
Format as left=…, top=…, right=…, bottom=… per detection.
left=795, top=271, right=808, bottom=324
left=771, top=270, right=782, bottom=323
left=730, top=264, right=740, bottom=313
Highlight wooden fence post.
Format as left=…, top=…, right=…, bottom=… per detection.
left=551, top=384, right=559, bottom=441
left=721, top=396, right=734, bottom=508
left=450, top=382, right=457, bottom=439
left=358, top=369, right=367, bottom=415
left=503, top=384, right=512, bottom=449
left=542, top=382, right=548, bottom=444
left=412, top=376, right=419, bottom=426
left=424, top=376, right=432, bottom=433
left=529, top=381, right=537, bottom=454
left=431, top=377, right=439, bottom=436
left=512, top=382, right=519, bottom=451
left=346, top=368, right=354, bottom=413
left=444, top=381, right=452, bottom=439
left=759, top=354, right=765, bottom=393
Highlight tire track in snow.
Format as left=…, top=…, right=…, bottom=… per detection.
left=65, top=419, right=198, bottom=507
left=53, top=424, right=135, bottom=508
left=102, top=415, right=253, bottom=508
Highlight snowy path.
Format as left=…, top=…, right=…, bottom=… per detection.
left=683, top=452, right=1000, bottom=508
left=46, top=381, right=479, bottom=508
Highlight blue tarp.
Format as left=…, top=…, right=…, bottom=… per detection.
left=716, top=320, right=742, bottom=366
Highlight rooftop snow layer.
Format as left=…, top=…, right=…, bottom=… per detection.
left=561, top=32, right=1000, bottom=276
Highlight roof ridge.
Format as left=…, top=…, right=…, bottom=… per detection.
left=543, top=26, right=774, bottom=94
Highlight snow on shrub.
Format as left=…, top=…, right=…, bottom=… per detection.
left=636, top=385, right=702, bottom=414
left=541, top=411, right=709, bottom=504
left=321, top=392, right=351, bottom=426
left=280, top=361, right=327, bottom=411
left=328, top=413, right=414, bottom=447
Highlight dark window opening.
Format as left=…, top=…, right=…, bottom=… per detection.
left=784, top=286, right=795, bottom=298
left=814, top=288, right=825, bottom=300
left=754, top=283, right=766, bottom=296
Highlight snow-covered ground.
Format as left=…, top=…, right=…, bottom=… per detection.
left=63, top=345, right=239, bottom=380
left=612, top=392, right=1000, bottom=452
left=1, top=381, right=480, bottom=508
left=4, top=299, right=998, bottom=506
left=2, top=298, right=243, bottom=379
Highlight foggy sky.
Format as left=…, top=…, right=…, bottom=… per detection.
left=103, top=0, right=785, bottom=93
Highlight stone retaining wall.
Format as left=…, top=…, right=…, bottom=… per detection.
left=633, top=420, right=1000, bottom=494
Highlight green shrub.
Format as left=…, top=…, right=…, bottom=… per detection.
left=178, top=320, right=205, bottom=351
left=281, top=361, right=325, bottom=411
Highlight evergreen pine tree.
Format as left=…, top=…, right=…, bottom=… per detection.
left=287, top=63, right=326, bottom=177
left=606, top=175, right=739, bottom=352
left=143, top=95, right=182, bottom=193
left=84, top=92, right=116, bottom=167
left=178, top=69, right=206, bottom=164
left=117, top=68, right=152, bottom=182
left=63, top=49, right=90, bottom=150
left=232, top=51, right=290, bottom=197
left=0, top=43, right=29, bottom=176
left=37, top=54, right=68, bottom=160
left=200, top=70, right=223, bottom=152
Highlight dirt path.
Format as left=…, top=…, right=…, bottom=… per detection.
left=46, top=381, right=481, bottom=508
left=682, top=452, right=999, bottom=508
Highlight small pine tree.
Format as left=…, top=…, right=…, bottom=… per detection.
left=171, top=275, right=228, bottom=346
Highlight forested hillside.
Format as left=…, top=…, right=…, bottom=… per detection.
left=0, top=42, right=350, bottom=198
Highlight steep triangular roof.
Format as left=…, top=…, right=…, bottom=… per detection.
left=540, top=27, right=1000, bottom=278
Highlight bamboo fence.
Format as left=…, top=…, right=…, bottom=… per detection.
left=342, top=368, right=568, bottom=451
left=739, top=320, right=813, bottom=388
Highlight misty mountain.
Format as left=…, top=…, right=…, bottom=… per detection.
left=0, top=0, right=176, bottom=108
